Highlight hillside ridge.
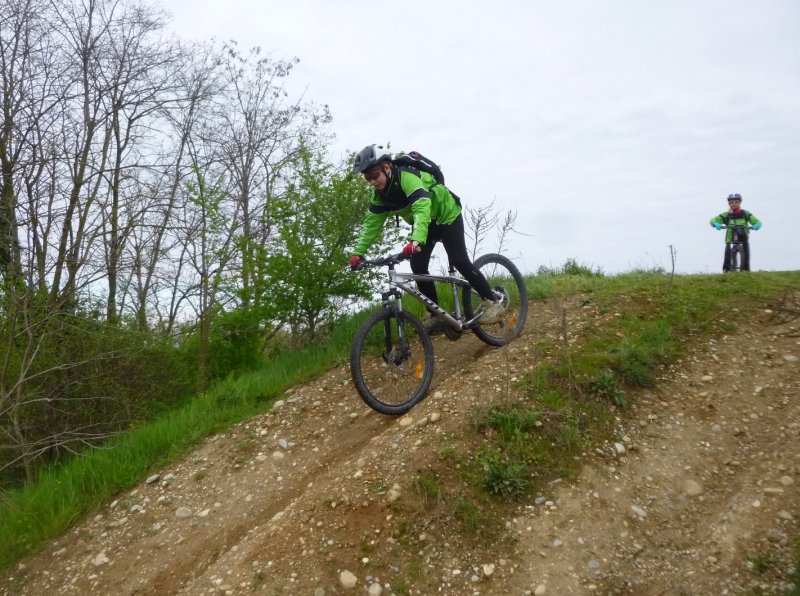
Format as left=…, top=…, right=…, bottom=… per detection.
left=1, top=292, right=798, bottom=595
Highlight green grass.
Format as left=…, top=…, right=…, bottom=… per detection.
left=1, top=267, right=799, bottom=573
left=412, top=471, right=443, bottom=501
left=748, top=552, right=776, bottom=574
left=468, top=269, right=800, bottom=502
left=0, top=309, right=369, bottom=569
left=786, top=536, right=800, bottom=595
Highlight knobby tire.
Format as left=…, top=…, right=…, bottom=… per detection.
left=350, top=309, right=435, bottom=415
left=462, top=253, right=528, bottom=346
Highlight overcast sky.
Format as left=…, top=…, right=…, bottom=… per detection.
left=159, top=0, right=798, bottom=275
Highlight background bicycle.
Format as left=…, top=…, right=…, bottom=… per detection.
left=349, top=252, right=527, bottom=415
left=722, top=224, right=751, bottom=272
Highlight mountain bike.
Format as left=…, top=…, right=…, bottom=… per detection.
left=722, top=224, right=751, bottom=272
left=349, top=252, right=528, bottom=415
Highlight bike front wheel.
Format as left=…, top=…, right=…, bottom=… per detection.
left=731, top=244, right=742, bottom=272
left=463, top=253, right=528, bottom=346
left=350, top=309, right=435, bottom=415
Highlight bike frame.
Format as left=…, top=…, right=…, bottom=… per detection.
left=379, top=262, right=483, bottom=331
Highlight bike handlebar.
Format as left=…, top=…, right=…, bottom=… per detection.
left=351, top=252, right=410, bottom=271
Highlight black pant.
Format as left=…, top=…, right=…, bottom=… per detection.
left=410, top=214, right=495, bottom=304
left=723, top=239, right=750, bottom=271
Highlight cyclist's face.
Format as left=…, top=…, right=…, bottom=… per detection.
left=728, top=199, right=741, bottom=209
left=364, top=165, right=389, bottom=190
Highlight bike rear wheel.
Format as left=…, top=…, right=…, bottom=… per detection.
left=462, top=253, right=528, bottom=346
left=350, top=309, right=435, bottom=415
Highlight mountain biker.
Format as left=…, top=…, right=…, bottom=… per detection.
left=709, top=193, right=762, bottom=272
left=348, top=144, right=505, bottom=333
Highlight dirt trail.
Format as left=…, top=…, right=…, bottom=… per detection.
left=1, top=298, right=798, bottom=595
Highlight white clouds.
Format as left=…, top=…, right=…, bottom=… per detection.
left=160, top=0, right=799, bottom=273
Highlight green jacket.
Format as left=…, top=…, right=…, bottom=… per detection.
left=710, top=210, right=761, bottom=243
left=353, top=166, right=462, bottom=256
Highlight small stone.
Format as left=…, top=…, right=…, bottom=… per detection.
left=145, top=474, right=160, bottom=485
left=272, top=451, right=285, bottom=461
left=534, top=585, right=547, bottom=596
left=767, top=529, right=785, bottom=543
left=782, top=354, right=798, bottom=362
left=631, top=505, right=647, bottom=518
left=482, top=563, right=495, bottom=577
left=430, top=412, right=441, bottom=423
left=91, top=552, right=110, bottom=566
left=613, top=443, right=626, bottom=455
left=339, top=570, right=357, bottom=589
left=684, top=479, right=703, bottom=496
left=399, top=416, right=414, bottom=427
left=387, top=484, right=402, bottom=503
left=175, top=506, right=193, bottom=518
left=368, top=583, right=383, bottom=596
left=779, top=476, right=794, bottom=486
left=272, top=399, right=286, bottom=410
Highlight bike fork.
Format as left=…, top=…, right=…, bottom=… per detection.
left=381, top=292, right=406, bottom=360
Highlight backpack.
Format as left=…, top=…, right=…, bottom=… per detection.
left=392, top=151, right=445, bottom=185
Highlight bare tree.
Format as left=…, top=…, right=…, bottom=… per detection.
left=0, top=0, right=65, bottom=289
left=211, top=43, right=331, bottom=304
left=122, top=43, right=223, bottom=331
left=97, top=1, right=181, bottom=324
left=43, top=0, right=116, bottom=309
left=464, top=199, right=521, bottom=258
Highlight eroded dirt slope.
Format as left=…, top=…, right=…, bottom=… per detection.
left=1, top=297, right=798, bottom=596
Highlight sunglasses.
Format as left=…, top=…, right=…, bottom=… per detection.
left=363, top=168, right=384, bottom=182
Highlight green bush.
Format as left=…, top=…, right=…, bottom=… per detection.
left=537, top=258, right=604, bottom=277
left=481, top=452, right=528, bottom=498
left=587, top=370, right=627, bottom=406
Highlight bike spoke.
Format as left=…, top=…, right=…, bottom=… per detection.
left=351, top=311, right=434, bottom=414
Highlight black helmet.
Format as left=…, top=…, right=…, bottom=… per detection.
left=727, top=193, right=742, bottom=201
left=353, top=144, right=392, bottom=173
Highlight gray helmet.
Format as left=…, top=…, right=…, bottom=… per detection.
left=727, top=193, right=742, bottom=201
left=353, top=144, right=392, bottom=173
